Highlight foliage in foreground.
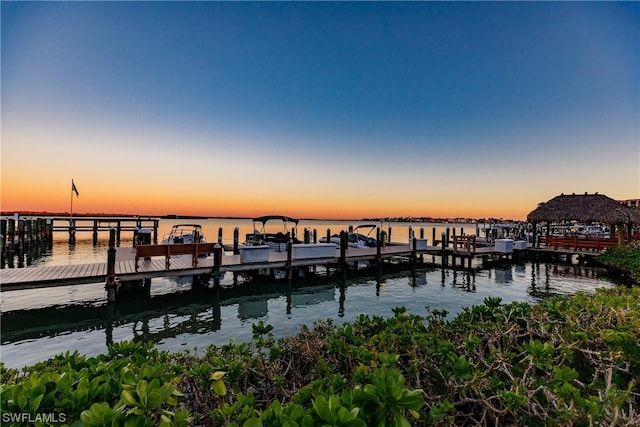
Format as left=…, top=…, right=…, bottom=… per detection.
left=598, top=241, right=640, bottom=282
left=2, top=287, right=639, bottom=426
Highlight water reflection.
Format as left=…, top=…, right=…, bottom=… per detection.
left=0, top=262, right=619, bottom=369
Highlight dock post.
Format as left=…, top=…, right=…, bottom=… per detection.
left=376, top=227, right=383, bottom=278
left=36, top=219, right=44, bottom=259
left=339, top=231, right=347, bottom=273
left=69, top=218, right=76, bottom=244
left=16, top=219, right=25, bottom=268
left=105, top=228, right=119, bottom=302
left=326, top=228, right=331, bottom=245
left=7, top=219, right=16, bottom=268
left=0, top=218, right=6, bottom=268
left=441, top=232, right=447, bottom=267
left=153, top=219, right=159, bottom=244
left=116, top=221, right=121, bottom=246
left=25, top=220, right=33, bottom=266
left=432, top=228, right=436, bottom=263
left=93, top=220, right=99, bottom=246
left=46, top=219, right=53, bottom=250
left=419, top=227, right=424, bottom=263
left=233, top=227, right=239, bottom=255
left=376, top=227, right=382, bottom=263
left=388, top=226, right=392, bottom=243
left=304, top=228, right=310, bottom=244
left=212, top=243, right=222, bottom=288
left=286, top=239, right=293, bottom=281
left=218, top=227, right=223, bottom=244
left=411, top=235, right=417, bottom=268
left=313, top=229, right=317, bottom=243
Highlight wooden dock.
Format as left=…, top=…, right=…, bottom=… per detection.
left=0, top=243, right=504, bottom=292
left=1, top=231, right=608, bottom=297
left=1, top=215, right=161, bottom=268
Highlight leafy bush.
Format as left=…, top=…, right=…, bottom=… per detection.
left=2, top=287, right=639, bottom=425
left=597, top=241, right=640, bottom=282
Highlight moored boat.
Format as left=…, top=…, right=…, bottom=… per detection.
left=161, top=224, right=206, bottom=245
left=244, top=215, right=301, bottom=252
left=320, top=224, right=378, bottom=248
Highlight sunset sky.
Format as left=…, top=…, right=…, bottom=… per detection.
left=2, top=2, right=638, bottom=220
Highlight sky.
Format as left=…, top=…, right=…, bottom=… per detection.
left=2, top=2, right=639, bottom=220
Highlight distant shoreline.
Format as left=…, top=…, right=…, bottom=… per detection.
left=0, top=211, right=514, bottom=224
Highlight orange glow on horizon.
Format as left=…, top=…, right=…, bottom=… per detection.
left=1, top=185, right=533, bottom=220
left=1, top=169, right=628, bottom=222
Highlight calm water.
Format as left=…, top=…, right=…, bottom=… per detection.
left=0, top=219, right=619, bottom=369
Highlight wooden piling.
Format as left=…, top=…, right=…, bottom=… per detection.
left=286, top=239, right=293, bottom=280
left=68, top=219, right=76, bottom=244
left=93, top=220, right=99, bottom=245
left=212, top=243, right=222, bottom=288
left=16, top=220, right=25, bottom=268
left=419, top=227, right=424, bottom=263
left=339, top=231, right=347, bottom=272
left=25, top=220, right=33, bottom=265
left=1, top=218, right=6, bottom=268
left=233, top=227, right=240, bottom=255
left=441, top=232, right=447, bottom=266
left=116, top=221, right=121, bottom=246
left=411, top=235, right=417, bottom=268
left=7, top=219, right=15, bottom=268
left=105, top=228, right=119, bottom=302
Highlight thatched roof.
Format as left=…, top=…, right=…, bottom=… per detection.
left=527, top=193, right=638, bottom=224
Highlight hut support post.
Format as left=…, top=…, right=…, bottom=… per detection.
left=617, top=223, right=624, bottom=246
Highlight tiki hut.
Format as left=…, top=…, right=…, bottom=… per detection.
left=527, top=193, right=638, bottom=246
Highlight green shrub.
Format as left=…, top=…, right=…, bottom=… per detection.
left=2, top=287, right=639, bottom=426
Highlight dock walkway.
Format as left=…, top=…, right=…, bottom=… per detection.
left=0, top=242, right=604, bottom=293
left=0, top=243, right=493, bottom=291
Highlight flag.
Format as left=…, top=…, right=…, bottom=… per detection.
left=72, top=180, right=79, bottom=197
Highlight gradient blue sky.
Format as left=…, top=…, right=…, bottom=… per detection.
left=2, top=1, right=639, bottom=220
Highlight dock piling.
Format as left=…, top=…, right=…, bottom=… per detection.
left=105, top=228, right=119, bottom=302
left=212, top=244, right=222, bottom=288
left=233, top=227, right=240, bottom=254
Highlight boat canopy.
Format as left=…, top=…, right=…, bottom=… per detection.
left=353, top=224, right=377, bottom=232
left=252, top=215, right=299, bottom=225
left=169, top=224, right=204, bottom=229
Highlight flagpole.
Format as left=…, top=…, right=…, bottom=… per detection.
left=70, top=179, right=74, bottom=219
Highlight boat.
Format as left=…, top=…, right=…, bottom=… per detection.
left=547, top=223, right=610, bottom=239
left=158, top=224, right=213, bottom=283
left=320, top=224, right=378, bottom=248
left=161, top=224, right=206, bottom=245
left=244, top=215, right=301, bottom=252
left=571, top=224, right=610, bottom=239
